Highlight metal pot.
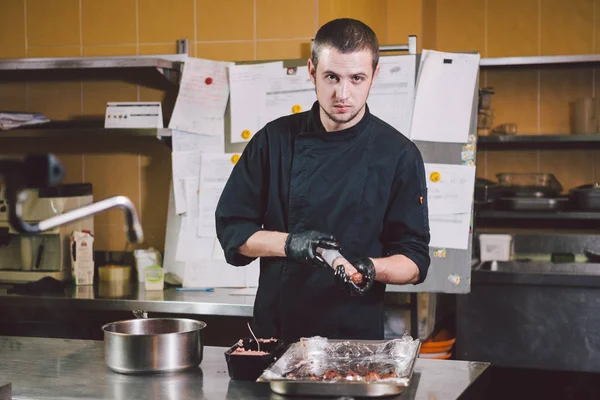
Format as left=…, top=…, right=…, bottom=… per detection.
left=569, top=183, right=600, bottom=210
left=102, top=310, right=207, bottom=374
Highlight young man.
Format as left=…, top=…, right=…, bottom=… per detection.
left=216, top=18, right=430, bottom=342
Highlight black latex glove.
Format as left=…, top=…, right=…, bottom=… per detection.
left=334, top=257, right=376, bottom=296
left=284, top=230, right=340, bottom=268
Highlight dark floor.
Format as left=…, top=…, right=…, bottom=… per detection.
left=479, top=366, right=600, bottom=400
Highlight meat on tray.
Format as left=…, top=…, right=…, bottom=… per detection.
left=283, top=367, right=399, bottom=381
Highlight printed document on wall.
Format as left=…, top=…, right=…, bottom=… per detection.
left=262, top=66, right=316, bottom=125
left=182, top=241, right=259, bottom=288
left=229, top=62, right=283, bottom=144
left=368, top=55, right=416, bottom=137
left=170, top=130, right=224, bottom=215
left=197, top=153, right=237, bottom=237
left=429, top=214, right=471, bottom=250
left=424, top=163, right=476, bottom=215
left=169, top=57, right=233, bottom=135
left=172, top=129, right=224, bottom=153
left=410, top=50, right=480, bottom=143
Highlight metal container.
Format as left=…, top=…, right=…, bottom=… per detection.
left=257, top=337, right=421, bottom=398
left=102, top=310, right=207, bottom=374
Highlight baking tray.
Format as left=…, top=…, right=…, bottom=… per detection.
left=256, top=336, right=421, bottom=397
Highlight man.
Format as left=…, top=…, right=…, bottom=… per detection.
left=216, top=18, right=430, bottom=343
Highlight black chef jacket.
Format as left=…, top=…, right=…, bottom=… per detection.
left=215, top=101, right=430, bottom=343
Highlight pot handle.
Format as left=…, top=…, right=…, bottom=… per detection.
left=133, top=309, right=148, bottom=319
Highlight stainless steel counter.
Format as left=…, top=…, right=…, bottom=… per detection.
left=0, top=336, right=489, bottom=400
left=0, top=285, right=254, bottom=317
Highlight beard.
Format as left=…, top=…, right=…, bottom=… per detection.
left=320, top=103, right=365, bottom=125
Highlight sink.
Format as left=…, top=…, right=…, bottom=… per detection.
left=477, top=261, right=600, bottom=276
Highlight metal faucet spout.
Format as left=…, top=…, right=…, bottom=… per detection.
left=0, top=154, right=144, bottom=244
left=36, top=195, right=144, bottom=243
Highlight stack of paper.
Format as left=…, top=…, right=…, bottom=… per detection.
left=167, top=57, right=259, bottom=288
left=0, top=112, right=49, bottom=130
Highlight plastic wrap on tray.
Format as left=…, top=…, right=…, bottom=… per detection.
left=258, top=334, right=420, bottom=386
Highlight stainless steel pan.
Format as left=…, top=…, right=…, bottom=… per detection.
left=102, top=310, right=207, bottom=374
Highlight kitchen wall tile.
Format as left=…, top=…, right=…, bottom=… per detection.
left=317, top=0, right=387, bottom=42
left=0, top=82, right=27, bottom=112
left=84, top=154, right=141, bottom=227
left=385, top=0, right=421, bottom=49
left=257, top=0, right=315, bottom=39
left=28, top=81, right=82, bottom=120
left=196, top=41, right=255, bottom=61
left=0, top=46, right=26, bottom=58
left=486, top=150, right=539, bottom=179
left=539, top=150, right=594, bottom=192
left=476, top=151, right=487, bottom=178
left=94, top=224, right=131, bottom=251
left=596, top=0, right=600, bottom=53
left=54, top=154, right=84, bottom=184
left=82, top=45, right=138, bottom=57
left=26, top=46, right=81, bottom=57
left=257, top=40, right=312, bottom=61
left=138, top=0, right=195, bottom=44
left=436, top=0, right=485, bottom=54
left=485, top=69, right=539, bottom=134
left=27, top=0, right=80, bottom=47
left=540, top=66, right=594, bottom=134
left=487, top=0, right=539, bottom=57
left=139, top=43, right=196, bottom=57
left=540, top=0, right=594, bottom=55
left=421, top=0, right=437, bottom=49
left=81, top=0, right=136, bottom=46
left=138, top=224, right=167, bottom=251
left=197, top=0, right=255, bottom=41
left=140, top=149, right=171, bottom=250
left=82, top=81, right=139, bottom=117
left=0, top=0, right=26, bottom=48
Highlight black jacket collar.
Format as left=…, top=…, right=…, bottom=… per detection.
left=304, top=101, right=371, bottom=141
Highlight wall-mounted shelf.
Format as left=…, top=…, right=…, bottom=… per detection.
left=0, top=127, right=173, bottom=155
left=0, top=127, right=172, bottom=139
left=477, top=134, right=600, bottom=150
left=0, top=55, right=186, bottom=72
left=480, top=54, right=600, bottom=68
left=477, top=210, right=600, bottom=221
left=475, top=209, right=600, bottom=230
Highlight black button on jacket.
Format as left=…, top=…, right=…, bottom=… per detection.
left=215, top=102, right=430, bottom=343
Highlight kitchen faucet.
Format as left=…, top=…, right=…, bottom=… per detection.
left=0, top=154, right=144, bottom=243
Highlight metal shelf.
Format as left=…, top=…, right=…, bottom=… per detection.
left=0, top=127, right=172, bottom=139
left=0, top=54, right=186, bottom=72
left=0, top=127, right=173, bottom=155
left=476, top=210, right=600, bottom=221
left=477, top=134, right=600, bottom=150
left=480, top=54, right=600, bottom=67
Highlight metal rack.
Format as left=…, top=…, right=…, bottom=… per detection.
left=480, top=54, right=600, bottom=67
left=477, top=134, right=600, bottom=150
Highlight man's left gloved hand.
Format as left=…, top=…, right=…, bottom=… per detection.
left=333, top=257, right=376, bottom=296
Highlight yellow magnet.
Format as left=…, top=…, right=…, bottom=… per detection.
left=291, top=104, right=302, bottom=114
left=430, top=171, right=441, bottom=182
left=241, top=130, right=252, bottom=140
left=231, top=154, right=240, bottom=164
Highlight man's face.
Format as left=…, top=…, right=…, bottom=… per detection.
left=308, top=46, right=379, bottom=131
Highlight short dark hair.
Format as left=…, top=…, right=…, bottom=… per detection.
left=311, top=18, right=380, bottom=72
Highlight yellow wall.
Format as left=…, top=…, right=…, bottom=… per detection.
left=430, top=0, right=598, bottom=190
left=0, top=0, right=422, bottom=251
left=0, top=1, right=596, bottom=250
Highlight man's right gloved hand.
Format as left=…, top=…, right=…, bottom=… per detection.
left=284, top=230, right=341, bottom=268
